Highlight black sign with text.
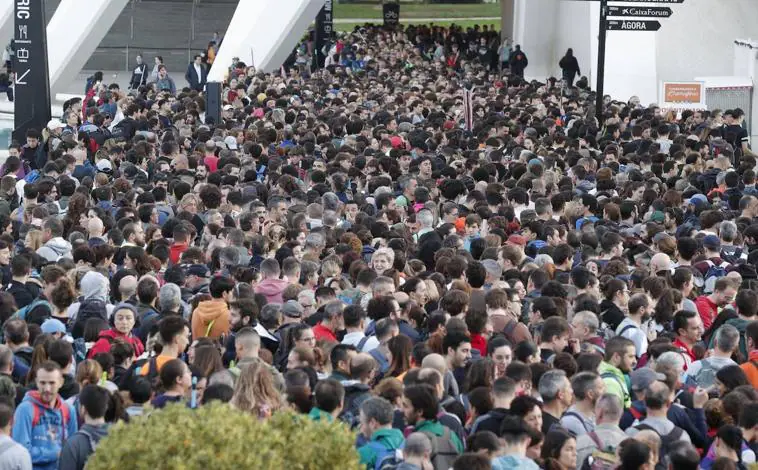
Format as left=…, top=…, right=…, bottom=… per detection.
left=608, top=5, right=672, bottom=17
left=13, top=0, right=51, bottom=142
left=314, top=0, right=334, bottom=69
left=383, top=3, right=400, bottom=27
left=606, top=19, right=661, bottom=31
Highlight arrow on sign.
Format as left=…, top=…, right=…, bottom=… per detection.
left=606, top=19, right=661, bottom=30
left=608, top=5, right=672, bottom=17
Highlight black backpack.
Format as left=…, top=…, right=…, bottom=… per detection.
left=71, top=298, right=108, bottom=339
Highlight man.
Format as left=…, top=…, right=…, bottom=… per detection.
left=313, top=300, right=344, bottom=343
left=4, top=255, right=35, bottom=309
left=599, top=336, right=636, bottom=409
left=538, top=369, right=574, bottom=435
left=254, top=303, right=282, bottom=356
left=185, top=55, right=207, bottom=92
left=308, top=379, right=344, bottom=422
left=329, top=344, right=357, bottom=383
left=470, top=377, right=515, bottom=435
left=740, top=321, right=758, bottom=388
left=21, top=128, right=45, bottom=171
left=492, top=415, right=540, bottom=470
left=672, top=310, right=704, bottom=369
left=341, top=305, right=369, bottom=351
left=13, top=361, right=77, bottom=470
left=139, top=316, right=190, bottom=376
left=575, top=394, right=627, bottom=468
left=626, top=381, right=690, bottom=444
left=342, top=353, right=377, bottom=427
left=0, top=398, right=31, bottom=470
left=191, top=275, right=233, bottom=340
left=561, top=372, right=604, bottom=437
left=402, top=384, right=463, bottom=469
left=357, top=397, right=405, bottom=469
left=486, top=289, right=532, bottom=345
left=129, top=54, right=148, bottom=89
left=229, top=327, right=284, bottom=391
left=397, top=433, right=434, bottom=470
left=538, top=316, right=571, bottom=364
left=687, top=324, right=739, bottom=388
left=254, top=259, right=288, bottom=304
left=571, top=310, right=605, bottom=355
left=443, top=332, right=472, bottom=390
left=58, top=385, right=110, bottom=470
left=695, top=277, right=738, bottom=332
left=616, top=293, right=652, bottom=358
left=3, top=319, right=33, bottom=383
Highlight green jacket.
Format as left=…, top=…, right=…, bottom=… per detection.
left=307, top=407, right=334, bottom=423
left=413, top=419, right=464, bottom=454
left=598, top=361, right=630, bottom=409
left=358, top=428, right=405, bottom=469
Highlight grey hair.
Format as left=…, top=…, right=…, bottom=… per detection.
left=572, top=311, right=599, bottom=333
left=322, top=210, right=339, bottom=228
left=304, top=232, right=325, bottom=249
left=596, top=393, right=623, bottom=421
left=656, top=351, right=685, bottom=371
left=571, top=372, right=600, bottom=401
left=158, top=283, right=182, bottom=311
left=538, top=369, right=568, bottom=402
left=533, top=254, right=554, bottom=268
left=219, top=246, right=241, bottom=267
left=323, top=300, right=344, bottom=320
left=404, top=432, right=432, bottom=458
left=360, top=397, right=394, bottom=426
left=714, top=324, right=740, bottom=353
left=417, top=209, right=434, bottom=228
left=259, top=303, right=283, bottom=330
left=719, top=220, right=738, bottom=243
left=321, top=192, right=341, bottom=212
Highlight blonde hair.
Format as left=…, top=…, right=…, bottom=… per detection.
left=76, top=360, right=103, bottom=387
left=26, top=229, right=44, bottom=251
left=230, top=362, right=282, bottom=418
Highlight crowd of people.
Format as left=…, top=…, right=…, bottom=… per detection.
left=0, top=20, right=756, bottom=470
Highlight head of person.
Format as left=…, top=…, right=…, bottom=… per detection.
left=541, top=429, right=577, bottom=470
left=402, top=384, right=439, bottom=426
left=572, top=371, right=604, bottom=406
left=35, top=360, right=64, bottom=405
left=618, top=438, right=656, bottom=470
left=111, top=303, right=137, bottom=335
left=359, top=396, right=394, bottom=439
left=605, top=336, right=637, bottom=373
left=499, top=415, right=533, bottom=455
left=673, top=310, right=703, bottom=345
left=509, top=394, right=543, bottom=432
left=541, top=316, right=570, bottom=353
left=314, top=378, right=344, bottom=416
left=78, top=384, right=110, bottom=422
left=159, top=315, right=191, bottom=354
left=160, top=358, right=192, bottom=394
left=234, top=327, right=260, bottom=360
left=443, top=332, right=472, bottom=369
left=538, top=369, right=573, bottom=408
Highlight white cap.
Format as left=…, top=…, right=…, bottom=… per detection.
left=224, top=136, right=238, bottom=150
left=96, top=159, right=113, bottom=172
left=46, top=118, right=64, bottom=130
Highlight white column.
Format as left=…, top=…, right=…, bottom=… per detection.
left=209, top=0, right=324, bottom=81
left=46, top=0, right=129, bottom=93
left=0, top=0, right=12, bottom=51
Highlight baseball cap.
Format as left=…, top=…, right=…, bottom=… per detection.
left=223, top=136, right=238, bottom=150
left=688, top=194, right=708, bottom=206
left=703, top=235, right=721, bottom=250
left=390, top=136, right=403, bottom=149
left=46, top=118, right=64, bottom=131
left=96, top=159, right=113, bottom=172
left=282, top=300, right=304, bottom=319
left=187, top=264, right=210, bottom=278
left=222, top=104, right=233, bottom=111
left=506, top=235, right=527, bottom=246
left=650, top=211, right=665, bottom=223
left=630, top=368, right=666, bottom=391
left=41, top=318, right=67, bottom=335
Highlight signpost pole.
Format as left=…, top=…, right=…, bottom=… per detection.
left=595, top=0, right=608, bottom=123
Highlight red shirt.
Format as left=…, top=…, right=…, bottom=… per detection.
left=694, top=295, right=718, bottom=331
left=204, top=154, right=219, bottom=172
left=470, top=333, right=487, bottom=357
left=672, top=337, right=695, bottom=370
left=169, top=241, right=188, bottom=265
left=313, top=323, right=337, bottom=343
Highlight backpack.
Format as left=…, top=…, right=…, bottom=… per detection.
left=13, top=297, right=52, bottom=322
left=365, top=441, right=402, bottom=470
left=23, top=170, right=40, bottom=184
left=617, top=323, right=639, bottom=338
left=688, top=357, right=720, bottom=389
left=71, top=298, right=108, bottom=339
left=31, top=400, right=72, bottom=440
left=562, top=411, right=591, bottom=436
left=703, top=260, right=729, bottom=294
left=580, top=431, right=619, bottom=470
left=721, top=247, right=745, bottom=265
left=420, top=426, right=460, bottom=470
left=634, top=423, right=684, bottom=470
left=502, top=319, right=519, bottom=344
left=357, top=335, right=370, bottom=352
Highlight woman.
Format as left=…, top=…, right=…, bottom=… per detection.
left=371, top=248, right=394, bottom=276
left=600, top=278, right=629, bottom=332
left=87, top=303, right=144, bottom=359
left=701, top=424, right=752, bottom=470
left=558, top=49, right=581, bottom=88
left=715, top=366, right=749, bottom=396
left=125, top=247, right=153, bottom=277
left=192, top=344, right=224, bottom=380
left=386, top=334, right=412, bottom=378
left=617, top=438, right=656, bottom=470
left=275, top=324, right=315, bottom=371
left=541, top=429, right=577, bottom=470
left=65, top=360, right=103, bottom=413
left=488, top=336, right=513, bottom=379
left=231, top=362, right=283, bottom=419
left=151, top=358, right=191, bottom=409
left=287, top=346, right=317, bottom=371
left=150, top=56, right=163, bottom=82
left=24, top=229, right=44, bottom=252
left=510, top=395, right=543, bottom=433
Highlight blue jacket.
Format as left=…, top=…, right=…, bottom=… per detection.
left=12, top=391, right=77, bottom=470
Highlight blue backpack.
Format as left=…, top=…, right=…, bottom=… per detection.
left=703, top=260, right=729, bottom=293
left=13, top=298, right=52, bottom=322
left=23, top=169, right=40, bottom=184
left=365, top=441, right=402, bottom=470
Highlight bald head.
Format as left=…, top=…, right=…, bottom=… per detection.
left=119, top=275, right=137, bottom=300
left=650, top=253, right=671, bottom=274
left=421, top=353, right=447, bottom=375
left=404, top=432, right=432, bottom=459
left=235, top=327, right=260, bottom=359
left=87, top=217, right=104, bottom=237
left=350, top=353, right=377, bottom=382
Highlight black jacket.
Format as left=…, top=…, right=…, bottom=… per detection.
left=185, top=63, right=208, bottom=91
left=417, top=230, right=443, bottom=271
left=129, top=63, right=148, bottom=89
left=471, top=407, right=510, bottom=435
left=58, top=423, right=110, bottom=470
left=4, top=280, right=34, bottom=309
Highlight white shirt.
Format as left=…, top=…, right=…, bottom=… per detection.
left=193, top=63, right=202, bottom=80
left=616, top=318, right=648, bottom=358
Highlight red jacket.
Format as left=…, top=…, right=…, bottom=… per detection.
left=470, top=333, right=487, bottom=357
left=313, top=323, right=337, bottom=343
left=169, top=242, right=188, bottom=265
left=694, top=295, right=718, bottom=331
left=88, top=329, right=145, bottom=359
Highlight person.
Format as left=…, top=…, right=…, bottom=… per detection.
left=0, top=397, right=32, bottom=470
left=616, top=438, right=657, bottom=470
left=560, top=372, right=603, bottom=437
left=599, top=337, right=636, bottom=409
left=12, top=361, right=77, bottom=470
left=58, top=385, right=110, bottom=470
left=558, top=49, right=580, bottom=88
left=575, top=393, right=627, bottom=468
left=397, top=432, right=434, bottom=470
left=150, top=358, right=191, bottom=409
left=185, top=54, right=207, bottom=92
left=87, top=303, right=144, bottom=359
left=153, top=64, right=176, bottom=94
left=470, top=377, right=515, bottom=435
left=509, top=45, right=528, bottom=77
left=539, top=369, right=573, bottom=435
left=492, top=415, right=540, bottom=470
left=686, top=324, right=739, bottom=389
left=138, top=316, right=190, bottom=376
left=541, top=428, right=577, bottom=470
left=191, top=275, right=233, bottom=340
left=402, top=384, right=463, bottom=469
left=129, top=54, right=148, bottom=90
left=626, top=381, right=690, bottom=445
left=230, top=361, right=282, bottom=419
left=357, top=397, right=405, bottom=469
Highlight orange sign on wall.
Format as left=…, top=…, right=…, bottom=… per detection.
left=660, top=82, right=706, bottom=109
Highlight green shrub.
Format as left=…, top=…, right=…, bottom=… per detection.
left=87, top=403, right=362, bottom=470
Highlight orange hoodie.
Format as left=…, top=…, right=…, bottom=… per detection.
left=191, top=299, right=230, bottom=340
left=741, top=350, right=758, bottom=389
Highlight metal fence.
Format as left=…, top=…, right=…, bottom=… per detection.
left=706, top=86, right=753, bottom=135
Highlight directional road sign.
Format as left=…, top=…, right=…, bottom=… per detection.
left=606, top=19, right=661, bottom=31
left=607, top=5, right=673, bottom=17
left=609, top=0, right=683, bottom=3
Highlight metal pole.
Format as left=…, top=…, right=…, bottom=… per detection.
left=595, top=0, right=607, bottom=123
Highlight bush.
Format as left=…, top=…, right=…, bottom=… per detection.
left=87, top=403, right=362, bottom=470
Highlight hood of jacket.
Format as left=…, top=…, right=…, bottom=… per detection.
left=342, top=380, right=371, bottom=394
left=40, top=237, right=72, bottom=256
left=370, top=428, right=405, bottom=449
left=79, top=423, right=110, bottom=442
left=256, top=278, right=289, bottom=296
left=23, top=390, right=68, bottom=417
left=80, top=271, right=109, bottom=301
left=492, top=455, right=540, bottom=470
left=193, top=299, right=229, bottom=323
